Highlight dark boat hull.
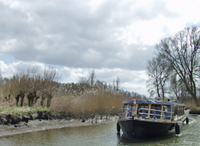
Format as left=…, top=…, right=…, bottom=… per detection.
left=118, top=119, right=175, bottom=139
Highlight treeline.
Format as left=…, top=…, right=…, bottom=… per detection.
left=0, top=67, right=145, bottom=113
left=60, top=70, right=146, bottom=99
left=147, top=26, right=200, bottom=107
left=0, top=67, right=59, bottom=108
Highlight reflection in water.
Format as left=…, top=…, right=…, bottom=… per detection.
left=0, top=114, right=200, bottom=146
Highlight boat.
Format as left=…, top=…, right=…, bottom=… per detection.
left=117, top=100, right=189, bottom=139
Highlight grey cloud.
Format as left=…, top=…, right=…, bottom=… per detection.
left=0, top=4, right=31, bottom=39
left=0, top=0, right=177, bottom=71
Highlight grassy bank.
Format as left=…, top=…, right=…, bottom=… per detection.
left=0, top=106, right=50, bottom=115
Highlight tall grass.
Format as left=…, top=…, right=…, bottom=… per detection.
left=50, top=89, right=128, bottom=118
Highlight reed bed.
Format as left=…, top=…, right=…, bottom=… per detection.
left=50, top=89, right=128, bottom=118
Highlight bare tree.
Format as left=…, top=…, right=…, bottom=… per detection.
left=147, top=56, right=171, bottom=100
left=156, top=26, right=200, bottom=106
left=1, top=78, right=11, bottom=102
left=147, top=57, right=160, bottom=98
left=10, top=67, right=42, bottom=107
left=40, top=68, right=59, bottom=107
left=112, top=79, right=116, bottom=91
left=25, top=67, right=42, bottom=106
left=116, top=77, right=120, bottom=91
left=10, top=74, right=27, bottom=106
left=169, top=74, right=189, bottom=100
left=78, top=77, right=88, bottom=84
left=169, top=74, right=180, bottom=100
left=0, top=74, right=12, bottom=102
left=88, top=69, right=96, bottom=86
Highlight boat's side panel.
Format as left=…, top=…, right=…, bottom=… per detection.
left=119, top=119, right=134, bottom=138
left=119, top=119, right=174, bottom=139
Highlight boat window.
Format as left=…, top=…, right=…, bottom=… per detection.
left=182, top=106, right=185, bottom=115
left=163, top=106, right=171, bottom=120
left=177, top=106, right=184, bottom=116
left=173, top=106, right=178, bottom=119
left=174, top=107, right=177, bottom=115
left=138, top=104, right=149, bottom=118
left=178, top=107, right=180, bottom=116
left=123, top=104, right=128, bottom=112
left=173, top=106, right=184, bottom=119
left=126, top=105, right=136, bottom=118
left=150, top=105, right=161, bottom=119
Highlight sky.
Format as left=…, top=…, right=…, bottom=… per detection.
left=0, top=0, right=200, bottom=97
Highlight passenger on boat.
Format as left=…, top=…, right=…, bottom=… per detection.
left=138, top=105, right=148, bottom=118
left=127, top=105, right=133, bottom=118
left=150, top=105, right=161, bottom=119
left=163, top=106, right=167, bottom=119
left=142, top=108, right=148, bottom=118
left=163, top=106, right=171, bottom=120
left=156, top=105, right=161, bottom=119
left=150, top=105, right=156, bottom=119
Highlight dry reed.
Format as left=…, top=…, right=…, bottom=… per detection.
left=50, top=89, right=128, bottom=118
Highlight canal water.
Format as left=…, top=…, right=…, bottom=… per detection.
left=0, top=113, right=199, bottom=146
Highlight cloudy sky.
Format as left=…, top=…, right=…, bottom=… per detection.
left=0, top=0, right=200, bottom=96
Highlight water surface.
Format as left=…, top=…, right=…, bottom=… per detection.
left=0, top=113, right=199, bottom=146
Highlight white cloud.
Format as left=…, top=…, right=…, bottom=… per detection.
left=0, top=61, right=15, bottom=78
left=0, top=39, right=17, bottom=53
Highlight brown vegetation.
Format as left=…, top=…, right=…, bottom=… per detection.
left=50, top=89, right=127, bottom=118
left=0, top=67, right=145, bottom=119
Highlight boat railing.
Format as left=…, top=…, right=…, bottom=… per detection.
left=138, top=108, right=174, bottom=120
left=118, top=107, right=174, bottom=120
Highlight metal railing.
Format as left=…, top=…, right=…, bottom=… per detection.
left=138, top=108, right=173, bottom=120
left=118, top=107, right=174, bottom=120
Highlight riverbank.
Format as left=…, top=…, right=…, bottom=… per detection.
left=0, top=112, right=118, bottom=137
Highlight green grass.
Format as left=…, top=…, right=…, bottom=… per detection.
left=0, top=106, right=51, bottom=115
